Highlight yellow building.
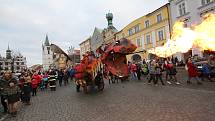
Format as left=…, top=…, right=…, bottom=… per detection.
left=116, top=3, right=171, bottom=62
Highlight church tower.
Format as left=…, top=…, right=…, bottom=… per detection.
left=6, top=44, right=12, bottom=59
left=42, top=34, right=53, bottom=70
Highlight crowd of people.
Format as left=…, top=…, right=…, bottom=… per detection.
left=0, top=55, right=214, bottom=117
left=107, top=55, right=214, bottom=86
left=0, top=68, right=71, bottom=117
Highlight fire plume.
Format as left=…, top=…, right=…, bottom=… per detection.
left=148, top=13, right=215, bottom=58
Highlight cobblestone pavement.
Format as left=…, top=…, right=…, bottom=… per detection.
left=4, top=69, right=215, bottom=121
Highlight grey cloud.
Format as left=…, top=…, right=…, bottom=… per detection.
left=0, top=0, right=168, bottom=66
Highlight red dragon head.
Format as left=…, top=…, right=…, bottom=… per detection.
left=97, top=38, right=137, bottom=77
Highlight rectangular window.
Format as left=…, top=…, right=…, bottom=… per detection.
left=128, top=29, right=133, bottom=36
left=136, top=38, right=141, bottom=47
left=157, top=14, right=162, bottom=23
left=146, top=35, right=151, bottom=44
left=178, top=2, right=186, bottom=16
left=145, top=20, right=150, bottom=28
left=158, top=30, right=164, bottom=41
left=134, top=25, right=140, bottom=33
left=202, top=0, right=211, bottom=5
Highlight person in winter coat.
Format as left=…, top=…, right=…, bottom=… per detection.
left=0, top=71, right=17, bottom=113
left=31, top=72, right=40, bottom=96
left=18, top=75, right=24, bottom=102
left=58, top=69, right=64, bottom=86
left=148, top=60, right=156, bottom=85
left=136, top=63, right=142, bottom=80
left=155, top=63, right=165, bottom=85
left=63, top=69, right=69, bottom=86
left=22, top=72, right=32, bottom=105
left=167, top=61, right=180, bottom=85
left=201, top=62, right=213, bottom=82
left=130, top=63, right=137, bottom=80
left=43, top=72, right=49, bottom=89
left=142, top=62, right=149, bottom=76
left=186, top=58, right=202, bottom=85
left=6, top=80, right=20, bottom=117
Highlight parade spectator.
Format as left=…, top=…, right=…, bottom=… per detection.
left=136, top=63, right=142, bottom=80
left=69, top=67, right=76, bottom=82
left=148, top=60, right=156, bottom=85
left=18, top=75, right=25, bottom=102
left=163, top=58, right=170, bottom=83
left=58, top=69, right=64, bottom=86
left=175, top=57, right=179, bottom=66
left=43, top=72, right=49, bottom=89
left=155, top=62, right=165, bottom=86
left=63, top=69, right=69, bottom=86
left=23, top=72, right=32, bottom=105
left=168, top=61, right=180, bottom=85
left=6, top=79, right=20, bottom=117
left=130, top=63, right=137, bottom=80
left=31, top=72, right=40, bottom=96
left=142, top=61, right=149, bottom=76
left=0, top=71, right=16, bottom=113
left=186, top=58, right=202, bottom=85
left=201, top=62, right=213, bottom=82
left=208, top=55, right=215, bottom=67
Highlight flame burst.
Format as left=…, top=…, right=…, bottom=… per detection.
left=148, top=13, right=215, bottom=58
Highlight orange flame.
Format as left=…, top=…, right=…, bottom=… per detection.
left=148, top=13, right=215, bottom=58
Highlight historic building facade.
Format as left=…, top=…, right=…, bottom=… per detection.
left=169, top=0, right=215, bottom=61
left=79, top=37, right=91, bottom=59
left=91, top=27, right=104, bottom=55
left=0, top=46, right=27, bottom=72
left=42, top=35, right=54, bottom=70
left=103, top=12, right=118, bottom=44
left=116, top=3, right=171, bottom=62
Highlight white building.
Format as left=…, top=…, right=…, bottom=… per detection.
left=169, top=0, right=215, bottom=61
left=0, top=46, right=27, bottom=72
left=42, top=35, right=54, bottom=70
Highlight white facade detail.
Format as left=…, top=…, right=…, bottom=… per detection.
left=42, top=35, right=53, bottom=70
left=169, top=0, right=215, bottom=61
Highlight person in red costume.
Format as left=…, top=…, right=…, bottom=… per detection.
left=186, top=58, right=202, bottom=85
left=31, top=72, right=41, bottom=96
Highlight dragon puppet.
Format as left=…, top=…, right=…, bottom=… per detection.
left=97, top=38, right=137, bottom=78
left=74, top=38, right=137, bottom=92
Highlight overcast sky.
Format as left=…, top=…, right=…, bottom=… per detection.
left=0, top=0, right=168, bottom=66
